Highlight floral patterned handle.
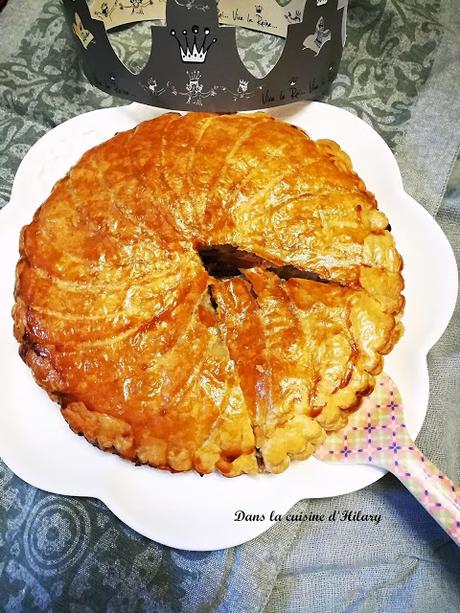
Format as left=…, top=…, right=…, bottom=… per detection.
left=380, top=443, right=460, bottom=546
left=316, top=375, right=460, bottom=545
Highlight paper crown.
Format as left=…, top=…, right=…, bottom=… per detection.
left=62, top=0, right=349, bottom=112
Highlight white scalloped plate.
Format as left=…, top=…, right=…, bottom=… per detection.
left=0, top=102, right=457, bottom=551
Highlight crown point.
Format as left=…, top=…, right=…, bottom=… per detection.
left=182, top=29, right=187, bottom=35
left=192, top=25, right=199, bottom=34
left=204, top=28, right=210, bottom=35
left=170, top=29, right=176, bottom=36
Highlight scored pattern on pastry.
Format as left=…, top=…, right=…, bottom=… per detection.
left=13, top=112, right=404, bottom=477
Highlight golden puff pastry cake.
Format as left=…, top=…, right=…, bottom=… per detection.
left=13, top=112, right=404, bottom=476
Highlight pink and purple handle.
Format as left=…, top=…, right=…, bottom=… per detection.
left=315, top=375, right=460, bottom=545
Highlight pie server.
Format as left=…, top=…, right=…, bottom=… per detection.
left=315, top=373, right=460, bottom=545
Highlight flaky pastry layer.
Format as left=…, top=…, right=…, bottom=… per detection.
left=13, top=112, right=404, bottom=476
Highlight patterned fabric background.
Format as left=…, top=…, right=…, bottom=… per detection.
left=0, top=1, right=459, bottom=611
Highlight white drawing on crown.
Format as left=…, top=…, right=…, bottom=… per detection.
left=302, top=17, right=331, bottom=56
left=170, top=25, right=217, bottom=64
left=72, top=12, right=94, bottom=49
left=238, top=79, right=248, bottom=94
left=144, top=78, right=166, bottom=96
left=221, top=79, right=262, bottom=101
left=168, top=70, right=219, bottom=105
left=175, top=0, right=210, bottom=11
left=317, top=0, right=328, bottom=6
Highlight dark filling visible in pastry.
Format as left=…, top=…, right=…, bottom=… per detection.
left=198, top=244, right=325, bottom=282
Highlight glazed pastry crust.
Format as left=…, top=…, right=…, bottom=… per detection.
left=13, top=112, right=404, bottom=476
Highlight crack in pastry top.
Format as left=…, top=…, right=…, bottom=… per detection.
left=13, top=112, right=404, bottom=477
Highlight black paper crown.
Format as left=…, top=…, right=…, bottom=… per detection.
left=62, top=0, right=348, bottom=112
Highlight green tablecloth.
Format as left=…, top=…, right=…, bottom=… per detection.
left=0, top=1, right=459, bottom=611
